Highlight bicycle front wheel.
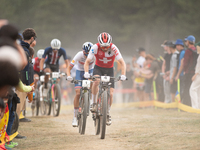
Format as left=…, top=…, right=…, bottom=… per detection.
left=79, top=90, right=88, bottom=135
left=52, top=84, right=61, bottom=117
left=100, top=90, right=107, bottom=139
left=35, top=89, right=40, bottom=116
left=46, top=90, right=51, bottom=115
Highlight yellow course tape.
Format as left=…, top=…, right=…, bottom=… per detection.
left=61, top=100, right=200, bottom=114
left=123, top=100, right=200, bottom=114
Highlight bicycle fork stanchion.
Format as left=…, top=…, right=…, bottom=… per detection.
left=51, top=84, right=55, bottom=102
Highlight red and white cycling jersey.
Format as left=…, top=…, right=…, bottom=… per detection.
left=87, top=43, right=122, bottom=68
left=32, top=57, right=40, bottom=72
left=70, top=51, right=95, bottom=71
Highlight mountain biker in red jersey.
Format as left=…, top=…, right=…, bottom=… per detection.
left=32, top=49, right=44, bottom=88
left=84, top=32, right=126, bottom=125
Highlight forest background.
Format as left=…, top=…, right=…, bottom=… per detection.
left=1, top=0, right=200, bottom=60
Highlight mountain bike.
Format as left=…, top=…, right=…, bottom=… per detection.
left=40, top=72, right=65, bottom=116
left=91, top=75, right=125, bottom=139
left=70, top=79, right=91, bottom=134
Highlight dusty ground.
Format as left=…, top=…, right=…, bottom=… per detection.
left=13, top=105, right=200, bottom=150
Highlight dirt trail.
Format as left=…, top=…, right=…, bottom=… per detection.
left=14, top=106, right=200, bottom=150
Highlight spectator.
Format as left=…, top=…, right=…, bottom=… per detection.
left=0, top=47, right=21, bottom=149
left=190, top=42, right=200, bottom=109
left=161, top=41, right=172, bottom=103
left=0, top=24, right=27, bottom=70
left=15, top=28, right=36, bottom=139
left=134, top=47, right=146, bottom=102
left=0, top=98, right=5, bottom=120
left=122, top=62, right=134, bottom=102
left=16, top=28, right=36, bottom=120
left=168, top=41, right=179, bottom=102
left=0, top=47, right=21, bottom=97
left=140, top=54, right=159, bottom=101
left=175, top=39, right=185, bottom=100
left=182, top=35, right=196, bottom=106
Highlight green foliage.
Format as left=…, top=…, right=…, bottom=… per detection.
left=0, top=0, right=199, bottom=57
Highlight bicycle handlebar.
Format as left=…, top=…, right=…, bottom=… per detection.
left=89, top=76, right=128, bottom=82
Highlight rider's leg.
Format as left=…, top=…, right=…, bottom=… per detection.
left=43, top=68, right=51, bottom=97
left=74, top=88, right=80, bottom=118
left=91, top=75, right=100, bottom=104
left=34, top=74, right=39, bottom=89
left=108, top=88, right=114, bottom=113
left=44, top=68, right=51, bottom=88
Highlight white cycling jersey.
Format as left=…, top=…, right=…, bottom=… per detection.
left=70, top=51, right=95, bottom=71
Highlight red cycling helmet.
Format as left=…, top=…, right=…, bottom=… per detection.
left=97, top=32, right=112, bottom=47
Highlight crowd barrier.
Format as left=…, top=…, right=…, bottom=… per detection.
left=114, top=100, right=200, bottom=114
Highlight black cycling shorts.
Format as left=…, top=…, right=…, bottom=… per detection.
left=93, top=65, right=114, bottom=88
left=45, top=63, right=59, bottom=72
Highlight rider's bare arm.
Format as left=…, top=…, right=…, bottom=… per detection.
left=84, top=58, right=92, bottom=73
left=64, top=59, right=69, bottom=74
left=118, top=58, right=126, bottom=75
left=67, top=65, right=73, bottom=76
left=40, top=58, right=45, bottom=71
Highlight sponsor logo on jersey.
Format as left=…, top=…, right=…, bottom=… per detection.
left=72, top=60, right=75, bottom=63
left=98, top=50, right=103, bottom=56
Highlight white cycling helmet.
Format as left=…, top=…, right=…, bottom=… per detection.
left=51, top=39, right=61, bottom=49
left=97, top=32, right=112, bottom=47
left=37, top=49, right=44, bottom=59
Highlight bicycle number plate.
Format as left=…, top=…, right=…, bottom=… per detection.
left=82, top=80, right=91, bottom=88
left=52, top=72, right=59, bottom=78
left=40, top=75, right=45, bottom=82
left=101, top=76, right=110, bottom=82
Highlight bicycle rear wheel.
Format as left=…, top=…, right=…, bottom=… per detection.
left=99, top=90, right=107, bottom=139
left=79, top=91, right=88, bottom=135
left=11, top=112, right=19, bottom=135
left=52, top=84, right=61, bottom=117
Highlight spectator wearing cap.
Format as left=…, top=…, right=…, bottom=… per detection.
left=175, top=39, right=185, bottom=100
left=168, top=41, right=179, bottom=102
left=161, top=41, right=172, bottom=103
left=134, top=47, right=146, bottom=102
left=190, top=42, right=200, bottom=109
left=182, top=35, right=196, bottom=106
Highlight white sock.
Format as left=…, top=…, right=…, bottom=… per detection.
left=108, top=106, right=111, bottom=114
left=90, top=99, right=93, bottom=105
left=74, top=108, right=78, bottom=118
left=92, top=94, right=97, bottom=104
